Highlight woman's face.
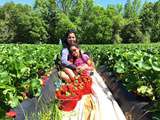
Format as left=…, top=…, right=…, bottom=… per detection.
left=67, top=33, right=76, bottom=46
left=70, top=46, right=80, bottom=57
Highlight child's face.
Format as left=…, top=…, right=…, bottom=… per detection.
left=70, top=46, right=80, bottom=57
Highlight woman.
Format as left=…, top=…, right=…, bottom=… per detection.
left=57, top=30, right=126, bottom=120
left=58, top=30, right=79, bottom=82
left=59, top=30, right=93, bottom=82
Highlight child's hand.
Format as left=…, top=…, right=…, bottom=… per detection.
left=76, top=66, right=83, bottom=73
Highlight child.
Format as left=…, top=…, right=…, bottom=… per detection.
left=70, top=44, right=94, bottom=76
left=58, top=44, right=94, bottom=82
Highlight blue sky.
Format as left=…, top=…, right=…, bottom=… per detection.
left=95, top=0, right=158, bottom=6
left=0, top=0, right=158, bottom=6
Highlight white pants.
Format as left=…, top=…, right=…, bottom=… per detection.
left=61, top=71, right=126, bottom=120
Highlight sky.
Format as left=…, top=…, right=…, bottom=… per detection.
left=95, top=0, right=158, bottom=6
left=0, top=0, right=158, bottom=7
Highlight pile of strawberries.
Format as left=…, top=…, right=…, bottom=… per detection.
left=55, top=75, right=93, bottom=111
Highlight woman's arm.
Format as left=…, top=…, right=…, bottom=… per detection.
left=76, top=64, right=91, bottom=71
left=61, top=48, right=76, bottom=70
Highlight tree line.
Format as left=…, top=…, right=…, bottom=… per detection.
left=0, top=0, right=159, bottom=44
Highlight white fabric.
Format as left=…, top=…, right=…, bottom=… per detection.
left=61, top=70, right=126, bottom=120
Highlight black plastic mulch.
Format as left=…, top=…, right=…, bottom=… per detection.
left=13, top=69, right=58, bottom=120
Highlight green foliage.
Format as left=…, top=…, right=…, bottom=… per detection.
left=80, top=5, right=113, bottom=44
left=25, top=100, right=62, bottom=120
left=0, top=44, right=160, bottom=119
left=83, top=44, right=160, bottom=96
left=0, top=20, right=15, bottom=43
left=16, top=11, right=48, bottom=43
left=34, top=0, right=56, bottom=43
left=124, top=0, right=141, bottom=18
left=140, top=1, right=160, bottom=43
left=121, top=18, right=143, bottom=43
left=0, top=3, right=18, bottom=43
left=82, top=44, right=160, bottom=119
left=113, top=34, right=123, bottom=44
left=54, top=12, right=77, bottom=42
left=0, top=44, right=60, bottom=111
left=142, top=31, right=151, bottom=43
left=0, top=2, right=49, bottom=43
left=0, top=0, right=159, bottom=44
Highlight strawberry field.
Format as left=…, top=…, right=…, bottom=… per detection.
left=82, top=44, right=160, bottom=119
left=0, top=44, right=160, bottom=119
left=0, top=44, right=60, bottom=119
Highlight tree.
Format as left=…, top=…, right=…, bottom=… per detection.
left=109, top=5, right=126, bottom=44
left=121, top=18, right=143, bottom=43
left=55, top=0, right=83, bottom=42
left=140, top=2, right=154, bottom=33
left=124, top=0, right=141, bottom=18
left=0, top=2, right=17, bottom=43
left=69, top=0, right=84, bottom=35
left=122, top=0, right=144, bottom=43
left=0, top=2, right=33, bottom=43
left=79, top=0, right=114, bottom=44
left=56, top=0, right=77, bottom=15
left=152, top=1, right=160, bottom=42
left=140, top=1, right=160, bottom=42
left=0, top=20, right=15, bottom=43
left=16, top=12, right=48, bottom=43
left=34, top=0, right=56, bottom=43
left=54, top=12, right=76, bottom=43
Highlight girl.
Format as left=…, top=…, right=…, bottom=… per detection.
left=69, top=44, right=94, bottom=76
left=58, top=43, right=94, bottom=82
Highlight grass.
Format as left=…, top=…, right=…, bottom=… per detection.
left=25, top=100, right=62, bottom=120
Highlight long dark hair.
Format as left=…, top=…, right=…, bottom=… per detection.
left=62, top=29, right=78, bottom=48
left=69, top=44, right=85, bottom=64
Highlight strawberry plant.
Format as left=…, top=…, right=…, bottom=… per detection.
left=1, top=43, right=160, bottom=119
left=0, top=44, right=60, bottom=113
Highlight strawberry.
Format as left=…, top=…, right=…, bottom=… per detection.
left=68, top=84, right=74, bottom=92
left=61, top=85, right=68, bottom=92
left=55, top=91, right=62, bottom=98
left=6, top=111, right=16, bottom=118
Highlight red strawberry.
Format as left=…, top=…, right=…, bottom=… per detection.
left=70, top=77, right=75, bottom=82
left=66, top=79, right=71, bottom=83
left=55, top=91, right=62, bottom=98
left=78, top=77, right=82, bottom=82
left=6, top=111, right=16, bottom=118
left=68, top=84, right=74, bottom=92
left=61, top=85, right=68, bottom=93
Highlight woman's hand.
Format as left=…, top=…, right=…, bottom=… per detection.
left=76, top=64, right=93, bottom=73
left=76, top=66, right=83, bottom=73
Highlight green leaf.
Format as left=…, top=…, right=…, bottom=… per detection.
left=8, top=95, right=19, bottom=108
left=114, top=61, right=125, bottom=73
left=152, top=65, right=160, bottom=71
left=152, top=61, right=160, bottom=71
